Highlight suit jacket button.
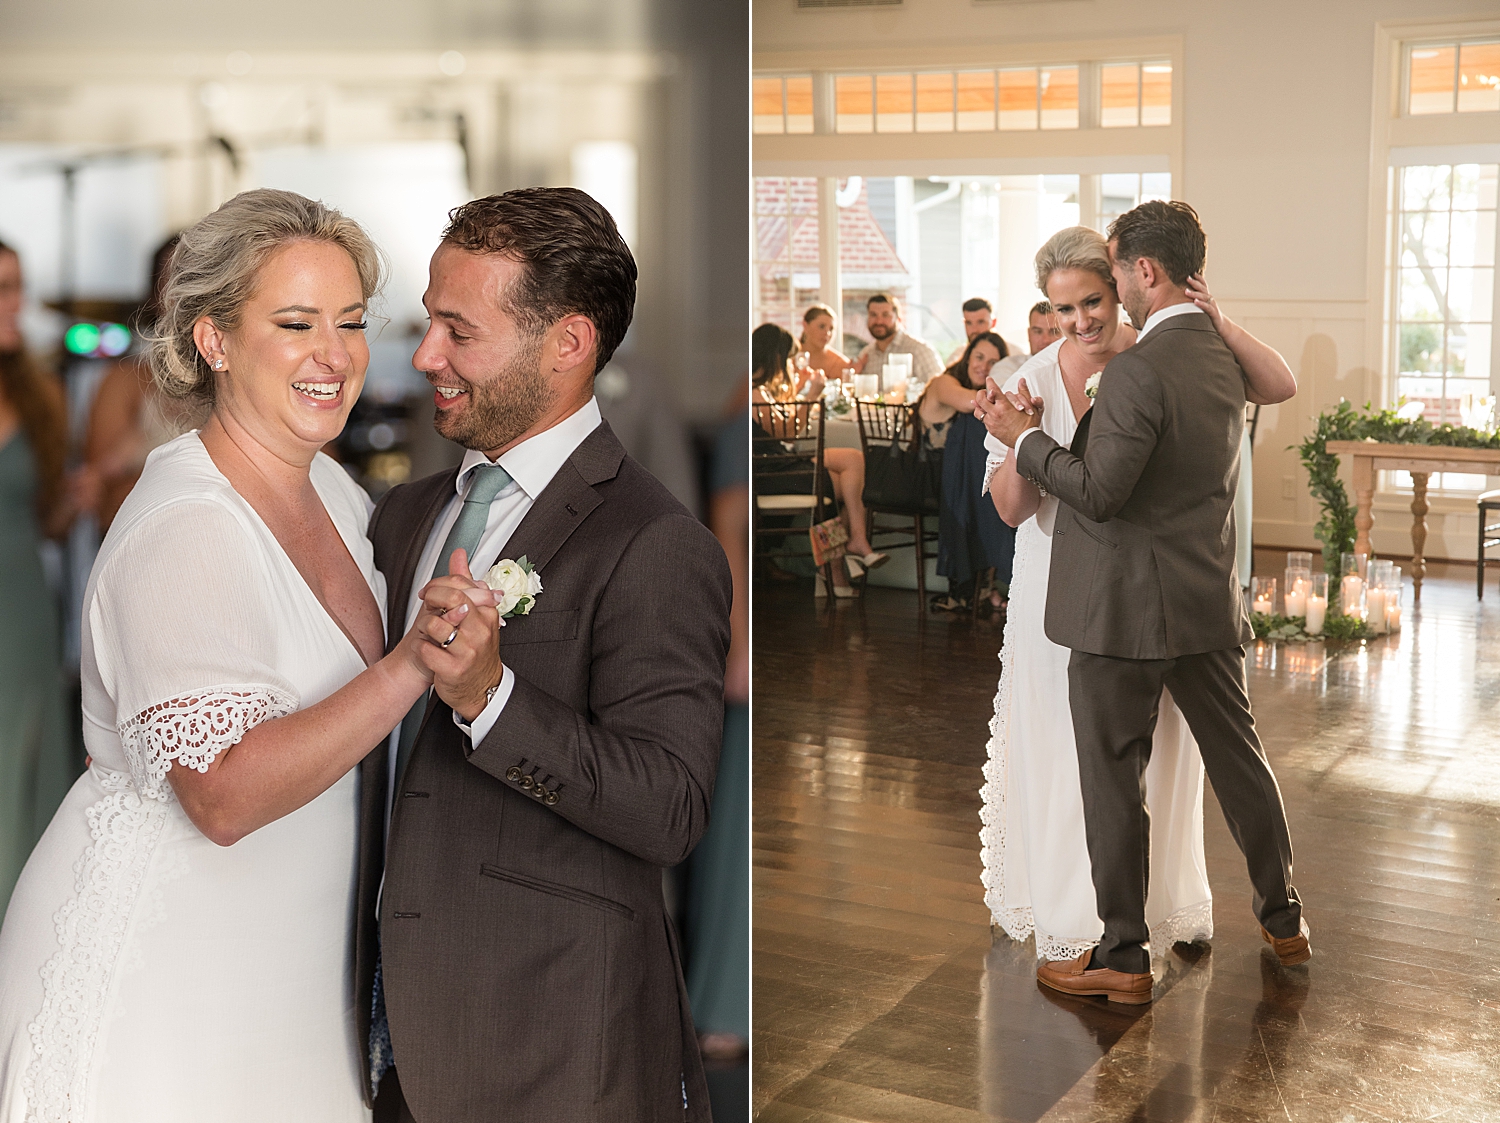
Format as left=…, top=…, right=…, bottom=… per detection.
left=505, top=766, right=522, bottom=782
left=519, top=775, right=534, bottom=789
left=545, top=791, right=559, bottom=806
left=532, top=784, right=548, bottom=800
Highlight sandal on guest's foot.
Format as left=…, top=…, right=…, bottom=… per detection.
left=929, top=593, right=970, bottom=613
left=816, top=573, right=856, bottom=599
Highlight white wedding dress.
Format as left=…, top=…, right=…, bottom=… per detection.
left=978, top=341, right=1214, bottom=961
left=0, top=433, right=377, bottom=1123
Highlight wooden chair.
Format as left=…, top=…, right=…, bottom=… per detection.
left=752, top=401, right=837, bottom=593
left=853, top=401, right=939, bottom=609
left=1477, top=489, right=1500, bottom=598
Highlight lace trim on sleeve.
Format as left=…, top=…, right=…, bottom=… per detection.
left=117, top=686, right=299, bottom=802
left=981, top=451, right=1006, bottom=497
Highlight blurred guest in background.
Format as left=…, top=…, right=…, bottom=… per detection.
left=0, top=240, right=80, bottom=913
left=1026, top=300, right=1062, bottom=355
left=685, top=385, right=749, bottom=1060
left=850, top=293, right=942, bottom=386
left=796, top=302, right=850, bottom=385
left=947, top=296, right=1000, bottom=364
left=79, top=236, right=191, bottom=534
left=752, top=323, right=885, bottom=596
left=991, top=300, right=1061, bottom=384
left=923, top=331, right=1014, bottom=613
left=594, top=359, right=700, bottom=514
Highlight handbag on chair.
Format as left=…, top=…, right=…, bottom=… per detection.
left=862, top=429, right=941, bottom=515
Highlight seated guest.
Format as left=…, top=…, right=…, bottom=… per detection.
left=797, top=302, right=852, bottom=384
left=991, top=300, right=1061, bottom=383
left=947, top=296, right=1002, bottom=364
left=850, top=293, right=942, bottom=387
left=753, top=323, right=886, bottom=597
left=919, top=332, right=1015, bottom=613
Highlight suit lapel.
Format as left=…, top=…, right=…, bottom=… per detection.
left=1070, top=407, right=1093, bottom=456
left=493, top=420, right=625, bottom=572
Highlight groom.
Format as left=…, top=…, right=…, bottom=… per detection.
left=977, top=200, right=1308, bottom=1005
left=357, top=188, right=732, bottom=1120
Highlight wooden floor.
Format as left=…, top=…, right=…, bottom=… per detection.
left=752, top=554, right=1500, bottom=1122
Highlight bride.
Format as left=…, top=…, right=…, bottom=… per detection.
left=0, top=189, right=480, bottom=1121
left=979, top=226, right=1295, bottom=968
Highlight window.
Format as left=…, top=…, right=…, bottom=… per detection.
left=752, top=75, right=814, bottom=135
left=754, top=177, right=824, bottom=334
left=828, top=68, right=1078, bottom=133
left=1391, top=163, right=1498, bottom=489
left=1097, top=172, right=1173, bottom=233
left=1100, top=61, right=1173, bottom=128
left=755, top=59, right=1175, bottom=135
left=1407, top=40, right=1500, bottom=115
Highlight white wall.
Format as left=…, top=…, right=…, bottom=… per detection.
left=754, top=0, right=1500, bottom=559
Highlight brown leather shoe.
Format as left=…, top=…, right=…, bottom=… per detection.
left=1260, top=919, right=1312, bottom=965
left=1037, top=950, right=1153, bottom=1005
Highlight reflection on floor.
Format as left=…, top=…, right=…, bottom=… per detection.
left=752, top=556, right=1500, bottom=1122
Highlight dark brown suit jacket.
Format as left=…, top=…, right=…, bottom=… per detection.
left=357, top=420, right=731, bottom=1122
left=1014, top=311, right=1254, bottom=660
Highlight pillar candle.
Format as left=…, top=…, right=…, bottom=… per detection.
left=1284, top=588, right=1307, bottom=618
left=1305, top=595, right=1327, bottom=635
left=1387, top=603, right=1401, bottom=631
left=1340, top=575, right=1364, bottom=617
left=1365, top=587, right=1387, bottom=634
left=1252, top=596, right=1273, bottom=615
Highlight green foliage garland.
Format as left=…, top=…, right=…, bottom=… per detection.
left=1297, top=400, right=1500, bottom=593
left=1249, top=611, right=1374, bottom=644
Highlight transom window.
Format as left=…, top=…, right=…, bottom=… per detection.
left=751, top=61, right=1172, bottom=135
left=1407, top=40, right=1500, bottom=115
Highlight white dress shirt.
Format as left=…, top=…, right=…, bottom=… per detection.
left=385, top=398, right=602, bottom=824
left=1133, top=299, right=1201, bottom=342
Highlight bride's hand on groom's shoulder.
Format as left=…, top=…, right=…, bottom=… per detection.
left=416, top=549, right=504, bottom=722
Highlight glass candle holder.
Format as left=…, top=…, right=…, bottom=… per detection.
left=1340, top=552, right=1367, bottom=617
left=1384, top=566, right=1403, bottom=631
left=852, top=373, right=879, bottom=400
left=1283, top=567, right=1311, bottom=618
left=1286, top=550, right=1313, bottom=573
left=1305, top=573, right=1329, bottom=635
left=882, top=353, right=912, bottom=395
left=1251, top=576, right=1277, bottom=617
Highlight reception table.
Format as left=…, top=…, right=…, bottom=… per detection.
left=1324, top=440, right=1500, bottom=601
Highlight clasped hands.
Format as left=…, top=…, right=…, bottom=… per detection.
left=973, top=376, right=1044, bottom=447
left=406, top=548, right=504, bottom=722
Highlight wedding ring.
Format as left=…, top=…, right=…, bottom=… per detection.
left=441, top=626, right=459, bottom=648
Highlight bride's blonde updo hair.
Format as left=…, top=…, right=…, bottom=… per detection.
left=147, top=189, right=385, bottom=417
left=1034, top=226, right=1115, bottom=297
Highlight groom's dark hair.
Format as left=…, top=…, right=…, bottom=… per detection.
left=442, top=187, right=637, bottom=374
left=1107, top=200, right=1205, bottom=287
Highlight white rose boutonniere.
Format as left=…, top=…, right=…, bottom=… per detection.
left=483, top=555, right=543, bottom=621
left=1084, top=372, right=1102, bottom=400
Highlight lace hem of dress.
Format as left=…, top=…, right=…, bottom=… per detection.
left=992, top=900, right=1215, bottom=963
left=117, top=686, right=298, bottom=802
left=978, top=517, right=1027, bottom=940
left=23, top=767, right=169, bottom=1123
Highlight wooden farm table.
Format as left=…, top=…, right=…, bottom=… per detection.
left=1325, top=440, right=1500, bottom=601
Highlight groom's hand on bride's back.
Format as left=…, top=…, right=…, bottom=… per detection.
left=417, top=548, right=504, bottom=722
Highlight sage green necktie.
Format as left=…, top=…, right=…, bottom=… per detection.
left=394, top=462, right=514, bottom=789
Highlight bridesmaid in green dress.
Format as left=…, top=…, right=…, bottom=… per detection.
left=0, top=240, right=77, bottom=914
